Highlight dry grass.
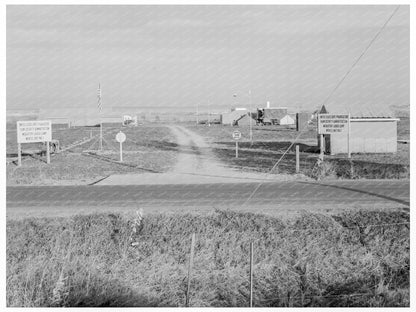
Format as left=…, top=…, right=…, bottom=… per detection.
left=6, top=125, right=178, bottom=185
left=186, top=122, right=409, bottom=179
left=7, top=209, right=409, bottom=307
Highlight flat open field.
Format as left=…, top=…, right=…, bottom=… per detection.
left=6, top=124, right=178, bottom=185
left=185, top=118, right=410, bottom=179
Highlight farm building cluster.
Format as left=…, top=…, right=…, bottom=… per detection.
left=28, top=100, right=401, bottom=157
left=220, top=102, right=295, bottom=127
left=219, top=103, right=400, bottom=156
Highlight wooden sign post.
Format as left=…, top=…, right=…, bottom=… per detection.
left=17, top=120, right=52, bottom=166
left=232, top=130, right=242, bottom=158
left=296, top=145, right=300, bottom=173
left=115, top=131, right=126, bottom=162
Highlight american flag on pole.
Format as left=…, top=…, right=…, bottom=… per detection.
left=97, top=83, right=102, bottom=112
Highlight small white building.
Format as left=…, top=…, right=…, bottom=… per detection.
left=278, top=114, right=295, bottom=125
left=325, top=117, right=399, bottom=154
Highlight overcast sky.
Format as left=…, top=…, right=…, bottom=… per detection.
left=7, top=5, right=409, bottom=115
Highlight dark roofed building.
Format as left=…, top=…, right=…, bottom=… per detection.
left=257, top=107, right=288, bottom=125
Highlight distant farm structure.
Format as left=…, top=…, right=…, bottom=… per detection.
left=220, top=108, right=248, bottom=126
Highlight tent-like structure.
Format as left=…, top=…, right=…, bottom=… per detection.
left=221, top=109, right=248, bottom=125
left=234, top=113, right=257, bottom=126
left=279, top=114, right=295, bottom=125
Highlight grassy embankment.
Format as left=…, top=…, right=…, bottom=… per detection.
left=7, top=209, right=409, bottom=307
left=6, top=124, right=178, bottom=185
left=186, top=118, right=410, bottom=179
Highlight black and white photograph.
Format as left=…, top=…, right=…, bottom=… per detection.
left=4, top=2, right=412, bottom=308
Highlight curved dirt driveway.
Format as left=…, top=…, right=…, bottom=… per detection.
left=98, top=125, right=292, bottom=185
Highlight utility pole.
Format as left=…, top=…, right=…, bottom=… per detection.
left=98, top=83, right=103, bottom=151
left=99, top=120, right=103, bottom=151
left=347, top=113, right=351, bottom=158
left=233, top=94, right=237, bottom=111
left=249, top=90, right=253, bottom=143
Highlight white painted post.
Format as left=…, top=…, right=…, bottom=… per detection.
left=119, top=141, right=123, bottom=162
left=17, top=143, right=22, bottom=167
left=46, top=141, right=50, bottom=164
left=320, top=134, right=324, bottom=161
left=318, top=114, right=324, bottom=161
left=296, top=145, right=300, bottom=173
left=236, top=141, right=239, bottom=158
left=347, top=113, right=351, bottom=158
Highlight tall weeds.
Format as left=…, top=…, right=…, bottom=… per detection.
left=7, top=209, right=409, bottom=307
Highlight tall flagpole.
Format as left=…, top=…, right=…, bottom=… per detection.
left=98, top=83, right=103, bottom=151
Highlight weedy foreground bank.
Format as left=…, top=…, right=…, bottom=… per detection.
left=7, top=209, right=409, bottom=307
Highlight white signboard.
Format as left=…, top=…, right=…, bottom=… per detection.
left=116, top=131, right=126, bottom=143
left=318, top=114, right=349, bottom=134
left=232, top=130, right=242, bottom=140
left=17, top=120, right=52, bottom=143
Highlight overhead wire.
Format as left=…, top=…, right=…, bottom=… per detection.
left=241, top=5, right=401, bottom=206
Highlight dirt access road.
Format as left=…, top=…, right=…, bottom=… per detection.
left=98, top=125, right=299, bottom=185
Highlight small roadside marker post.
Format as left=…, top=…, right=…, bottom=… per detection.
left=232, top=130, right=242, bottom=158
left=120, top=141, right=123, bottom=162
left=296, top=145, right=300, bottom=173
left=115, top=131, right=126, bottom=162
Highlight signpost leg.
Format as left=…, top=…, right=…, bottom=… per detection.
left=236, top=141, right=238, bottom=158
left=46, top=141, right=50, bottom=164
left=17, top=143, right=22, bottom=167
left=319, top=134, right=324, bottom=160
left=119, top=142, right=123, bottom=162
left=296, top=145, right=300, bottom=173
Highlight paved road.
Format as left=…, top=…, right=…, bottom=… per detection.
left=7, top=180, right=409, bottom=219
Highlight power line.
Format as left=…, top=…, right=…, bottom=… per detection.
left=320, top=5, right=401, bottom=111
left=241, top=6, right=401, bottom=206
